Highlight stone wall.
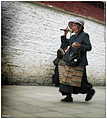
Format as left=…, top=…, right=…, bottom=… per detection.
left=1, top=1, right=106, bottom=85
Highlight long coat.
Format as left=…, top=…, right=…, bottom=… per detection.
left=52, top=31, right=93, bottom=94
left=59, top=31, right=93, bottom=95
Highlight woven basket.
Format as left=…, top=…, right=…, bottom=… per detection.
left=59, top=64, right=84, bottom=87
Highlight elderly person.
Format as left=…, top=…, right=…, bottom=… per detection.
left=57, top=19, right=95, bottom=102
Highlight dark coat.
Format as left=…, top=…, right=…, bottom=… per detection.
left=58, top=31, right=93, bottom=95
left=52, top=31, right=93, bottom=90
left=60, top=31, right=92, bottom=66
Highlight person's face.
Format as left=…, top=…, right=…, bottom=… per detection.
left=68, top=22, right=79, bottom=33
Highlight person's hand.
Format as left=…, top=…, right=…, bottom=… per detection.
left=64, top=30, right=68, bottom=36
left=64, top=27, right=69, bottom=36
left=72, top=42, right=81, bottom=48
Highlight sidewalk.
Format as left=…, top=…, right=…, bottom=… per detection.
left=1, top=86, right=106, bottom=118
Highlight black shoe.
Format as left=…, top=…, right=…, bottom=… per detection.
left=61, top=96, right=73, bottom=102
left=85, top=89, right=95, bottom=101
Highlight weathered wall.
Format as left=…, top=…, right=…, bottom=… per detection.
left=1, top=1, right=106, bottom=85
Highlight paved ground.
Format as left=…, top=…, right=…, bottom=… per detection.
left=1, top=86, right=106, bottom=118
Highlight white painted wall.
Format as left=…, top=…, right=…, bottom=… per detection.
left=2, top=2, right=105, bottom=85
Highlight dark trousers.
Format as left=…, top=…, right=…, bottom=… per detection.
left=52, top=65, right=60, bottom=86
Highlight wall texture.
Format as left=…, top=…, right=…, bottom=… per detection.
left=1, top=1, right=106, bottom=85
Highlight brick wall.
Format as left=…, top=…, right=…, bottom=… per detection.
left=2, top=1, right=105, bottom=85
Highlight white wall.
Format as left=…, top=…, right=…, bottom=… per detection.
left=2, top=2, right=105, bottom=85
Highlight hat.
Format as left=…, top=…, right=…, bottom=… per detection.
left=69, top=19, right=84, bottom=26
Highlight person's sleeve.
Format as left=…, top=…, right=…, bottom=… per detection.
left=60, top=35, right=69, bottom=50
left=80, top=33, right=92, bottom=52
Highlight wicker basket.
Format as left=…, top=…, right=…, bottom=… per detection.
left=58, top=64, right=84, bottom=87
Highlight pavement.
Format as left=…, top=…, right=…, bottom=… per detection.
left=1, top=85, right=106, bottom=118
